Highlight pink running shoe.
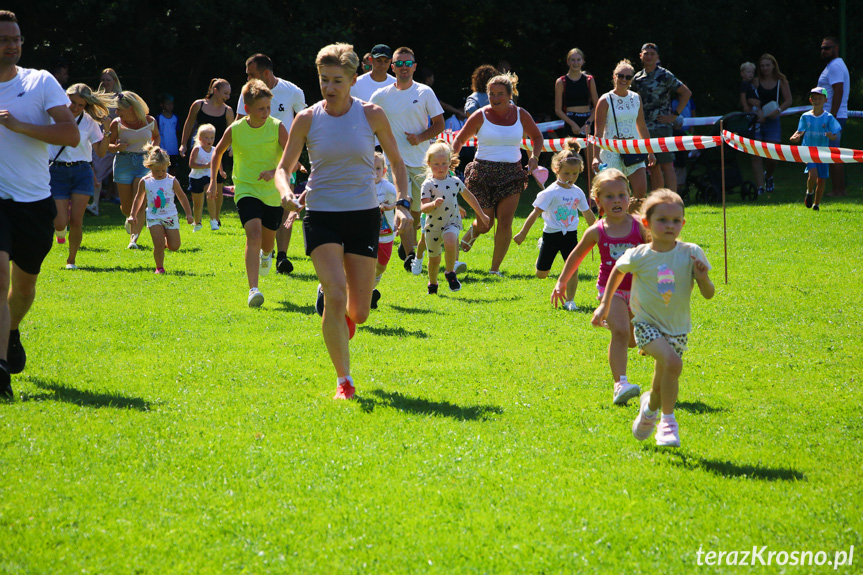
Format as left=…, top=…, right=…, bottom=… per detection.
left=613, top=380, right=640, bottom=405
left=154, top=267, right=166, bottom=275
left=655, top=418, right=681, bottom=447
left=632, top=392, right=658, bottom=441
left=333, top=381, right=356, bottom=400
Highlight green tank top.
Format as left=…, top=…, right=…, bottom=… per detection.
left=231, top=116, right=283, bottom=206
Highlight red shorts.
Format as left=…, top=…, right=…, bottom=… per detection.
left=377, top=240, right=393, bottom=266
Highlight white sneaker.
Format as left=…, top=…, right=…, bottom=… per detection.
left=259, top=250, right=273, bottom=277
left=612, top=380, right=641, bottom=405
left=248, top=287, right=264, bottom=307
left=65, top=263, right=78, bottom=270
left=193, top=223, right=202, bottom=232
left=124, top=219, right=132, bottom=234
left=210, top=219, right=220, bottom=230
left=127, top=233, right=140, bottom=250
left=86, top=203, right=99, bottom=216
left=563, top=300, right=577, bottom=311
left=454, top=260, right=467, bottom=274
left=655, top=417, right=681, bottom=447
left=411, top=257, right=423, bottom=275
left=632, top=392, right=659, bottom=441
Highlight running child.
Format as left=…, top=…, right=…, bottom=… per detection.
left=592, top=189, right=714, bottom=447
left=552, top=168, right=647, bottom=405
left=790, top=87, right=841, bottom=211
left=208, top=79, right=288, bottom=307
left=187, top=124, right=225, bottom=231
left=514, top=140, right=596, bottom=306
left=128, top=144, right=194, bottom=274
left=157, top=94, right=180, bottom=175
left=371, top=152, right=397, bottom=309
left=420, top=140, right=488, bottom=293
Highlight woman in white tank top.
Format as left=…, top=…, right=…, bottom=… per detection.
left=453, top=73, right=544, bottom=275
left=274, top=43, right=413, bottom=401
left=591, top=60, right=654, bottom=201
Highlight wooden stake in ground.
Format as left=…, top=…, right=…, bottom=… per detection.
left=720, top=121, right=728, bottom=284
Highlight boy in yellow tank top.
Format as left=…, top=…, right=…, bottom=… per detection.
left=209, top=79, right=289, bottom=307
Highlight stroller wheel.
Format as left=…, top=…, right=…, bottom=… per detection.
left=697, top=184, right=719, bottom=204
left=740, top=181, right=757, bottom=201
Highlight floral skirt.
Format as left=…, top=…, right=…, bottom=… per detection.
left=464, top=159, right=528, bottom=210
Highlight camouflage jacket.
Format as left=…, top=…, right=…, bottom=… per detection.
left=632, top=66, right=683, bottom=130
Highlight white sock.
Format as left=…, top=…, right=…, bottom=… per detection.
left=619, top=375, right=628, bottom=382
left=644, top=404, right=658, bottom=417
left=661, top=413, right=676, bottom=422
left=55, top=229, right=66, bottom=238
left=338, top=375, right=353, bottom=386
left=374, top=275, right=382, bottom=287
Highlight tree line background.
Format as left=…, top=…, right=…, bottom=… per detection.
left=13, top=0, right=859, bottom=128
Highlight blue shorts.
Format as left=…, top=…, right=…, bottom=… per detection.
left=113, top=152, right=149, bottom=184
left=50, top=162, right=94, bottom=199
left=835, top=117, right=847, bottom=145
left=758, top=118, right=781, bottom=144
left=805, top=163, right=829, bottom=179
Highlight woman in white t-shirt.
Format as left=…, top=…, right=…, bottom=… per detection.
left=49, top=83, right=114, bottom=269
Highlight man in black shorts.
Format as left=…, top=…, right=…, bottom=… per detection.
left=0, top=11, right=79, bottom=397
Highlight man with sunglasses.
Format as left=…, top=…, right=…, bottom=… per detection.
left=352, top=44, right=395, bottom=103
left=370, top=47, right=444, bottom=272
left=0, top=11, right=79, bottom=398
left=632, top=42, right=691, bottom=193
left=817, top=37, right=850, bottom=197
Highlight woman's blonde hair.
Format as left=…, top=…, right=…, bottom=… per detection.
left=590, top=168, right=631, bottom=216
left=143, top=142, right=171, bottom=168
left=424, top=139, right=460, bottom=176
left=193, top=123, right=216, bottom=147
left=66, top=83, right=115, bottom=121
left=551, top=139, right=583, bottom=176
left=100, top=68, right=122, bottom=93
left=116, top=90, right=149, bottom=123
left=315, top=43, right=360, bottom=75
left=740, top=61, right=756, bottom=74
left=486, top=72, right=519, bottom=98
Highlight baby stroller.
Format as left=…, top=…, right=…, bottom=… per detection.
left=680, top=112, right=758, bottom=203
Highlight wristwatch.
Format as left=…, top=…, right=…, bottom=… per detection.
left=395, top=199, right=411, bottom=210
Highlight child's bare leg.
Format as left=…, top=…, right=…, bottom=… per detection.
left=214, top=184, right=224, bottom=222
left=443, top=233, right=458, bottom=272
left=565, top=274, right=578, bottom=300
left=606, top=296, right=631, bottom=382
left=642, top=337, right=683, bottom=415
left=193, top=192, right=204, bottom=224
left=67, top=194, right=89, bottom=265
left=260, top=227, right=276, bottom=257
left=814, top=177, right=827, bottom=206
left=416, top=233, right=426, bottom=260
left=150, top=225, right=166, bottom=269
left=244, top=218, right=263, bottom=289
left=165, top=228, right=181, bottom=252
left=427, top=254, right=441, bottom=285
left=807, top=170, right=817, bottom=194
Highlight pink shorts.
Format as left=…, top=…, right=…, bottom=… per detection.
left=377, top=240, right=393, bottom=266
left=597, top=287, right=632, bottom=309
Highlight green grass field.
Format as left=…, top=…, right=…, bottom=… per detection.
left=1, top=158, right=861, bottom=573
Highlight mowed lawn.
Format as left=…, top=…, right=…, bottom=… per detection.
left=1, top=159, right=861, bottom=573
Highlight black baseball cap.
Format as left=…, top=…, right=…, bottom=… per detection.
left=371, top=44, right=393, bottom=58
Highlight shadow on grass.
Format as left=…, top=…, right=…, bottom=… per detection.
left=451, top=295, right=522, bottom=304
left=357, top=389, right=502, bottom=420
left=23, top=379, right=152, bottom=412
left=361, top=325, right=429, bottom=339
left=79, top=265, right=210, bottom=277
left=662, top=451, right=805, bottom=482
left=388, top=304, right=434, bottom=315
left=77, top=246, right=109, bottom=253
left=284, top=272, right=318, bottom=282
left=676, top=400, right=727, bottom=414
left=277, top=300, right=316, bottom=315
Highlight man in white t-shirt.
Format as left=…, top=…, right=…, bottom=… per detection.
left=0, top=10, right=79, bottom=397
left=370, top=47, right=445, bottom=269
left=351, top=44, right=395, bottom=103
left=817, top=36, right=851, bottom=196
left=237, top=53, right=307, bottom=274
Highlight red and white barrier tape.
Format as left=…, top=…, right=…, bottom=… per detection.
left=721, top=130, right=863, bottom=164
left=589, top=135, right=721, bottom=154
left=439, top=131, right=588, bottom=152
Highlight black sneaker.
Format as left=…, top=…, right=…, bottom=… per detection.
left=812, top=204, right=820, bottom=211
left=766, top=176, right=774, bottom=193
left=0, top=361, right=11, bottom=399
left=445, top=271, right=461, bottom=292
left=7, top=329, right=25, bottom=374
left=427, top=283, right=438, bottom=295
left=276, top=257, right=293, bottom=275
left=804, top=193, right=815, bottom=208
left=370, top=288, right=381, bottom=310
left=403, top=252, right=416, bottom=272
left=315, top=284, right=325, bottom=316
left=397, top=243, right=407, bottom=261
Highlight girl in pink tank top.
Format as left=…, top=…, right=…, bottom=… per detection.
left=551, top=168, right=647, bottom=406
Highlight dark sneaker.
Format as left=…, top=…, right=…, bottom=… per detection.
left=804, top=193, right=814, bottom=208
left=765, top=176, right=774, bottom=193
left=370, top=288, right=381, bottom=309
left=276, top=257, right=293, bottom=275
left=427, top=283, right=438, bottom=295
left=397, top=243, right=407, bottom=261
left=812, top=204, right=820, bottom=211
left=403, top=252, right=416, bottom=272
left=445, top=271, right=461, bottom=292
left=7, top=330, right=25, bottom=374
left=315, top=284, right=325, bottom=317
left=0, top=361, right=11, bottom=399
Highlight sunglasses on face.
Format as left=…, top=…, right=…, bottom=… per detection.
left=616, top=73, right=634, bottom=80
left=393, top=60, right=415, bottom=68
